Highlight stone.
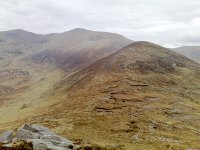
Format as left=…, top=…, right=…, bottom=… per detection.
left=30, top=139, right=48, bottom=150
left=0, top=124, right=74, bottom=150
left=41, top=134, right=73, bottom=147
left=12, top=137, right=17, bottom=143
left=16, top=124, right=74, bottom=150
left=16, top=129, right=39, bottom=141
left=31, top=124, right=55, bottom=135
left=30, top=139, right=72, bottom=150
left=0, top=130, right=13, bottom=144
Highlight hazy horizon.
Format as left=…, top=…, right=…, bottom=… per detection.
left=0, top=0, right=200, bottom=47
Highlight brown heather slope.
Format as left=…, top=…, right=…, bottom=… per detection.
left=31, top=41, right=200, bottom=149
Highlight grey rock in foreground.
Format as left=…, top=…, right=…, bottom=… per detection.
left=1, top=124, right=74, bottom=150
left=0, top=130, right=13, bottom=144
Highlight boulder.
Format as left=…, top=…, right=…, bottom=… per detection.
left=29, top=139, right=72, bottom=150
left=0, top=130, right=13, bottom=144
left=20, top=124, right=55, bottom=136
left=16, top=129, right=39, bottom=141
left=16, top=124, right=74, bottom=150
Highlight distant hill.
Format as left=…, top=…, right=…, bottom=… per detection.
left=29, top=28, right=133, bottom=71
left=0, top=28, right=132, bottom=72
left=173, top=46, right=200, bottom=63
left=64, top=41, right=199, bottom=88
left=0, top=29, right=48, bottom=53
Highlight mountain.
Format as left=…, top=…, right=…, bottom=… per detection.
left=29, top=28, right=133, bottom=71
left=0, top=28, right=132, bottom=132
left=173, top=46, right=200, bottom=63
left=45, top=41, right=200, bottom=149
left=0, top=28, right=132, bottom=74
left=0, top=29, right=48, bottom=54
left=0, top=29, right=200, bottom=149
left=62, top=41, right=199, bottom=90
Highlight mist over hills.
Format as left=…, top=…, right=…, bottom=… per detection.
left=0, top=29, right=200, bottom=149
left=173, top=46, right=200, bottom=63
left=29, top=28, right=133, bottom=71
left=0, top=28, right=132, bottom=74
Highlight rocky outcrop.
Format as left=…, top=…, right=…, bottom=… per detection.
left=0, top=124, right=74, bottom=150
left=0, top=124, right=122, bottom=150
left=0, top=131, right=13, bottom=144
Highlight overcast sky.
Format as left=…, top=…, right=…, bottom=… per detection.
left=0, top=0, right=200, bottom=47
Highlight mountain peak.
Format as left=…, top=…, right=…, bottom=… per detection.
left=67, top=28, right=91, bottom=33
left=72, top=28, right=88, bottom=31
left=0, top=29, right=40, bottom=38
left=76, top=41, right=197, bottom=75
left=3, top=29, right=34, bottom=34
left=130, top=41, right=155, bottom=45
left=125, top=41, right=163, bottom=49
left=8, top=29, right=28, bottom=32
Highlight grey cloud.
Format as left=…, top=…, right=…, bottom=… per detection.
left=0, top=0, right=200, bottom=47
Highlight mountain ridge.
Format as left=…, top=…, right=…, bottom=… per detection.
left=173, top=46, right=200, bottom=63
left=57, top=41, right=199, bottom=92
